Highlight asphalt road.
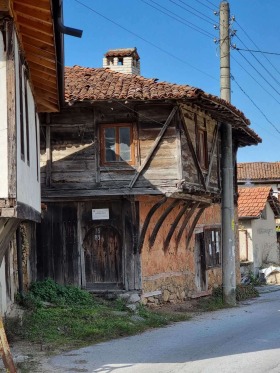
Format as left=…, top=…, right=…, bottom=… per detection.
left=46, top=290, right=280, bottom=373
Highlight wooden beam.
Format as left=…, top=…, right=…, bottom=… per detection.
left=176, top=202, right=199, bottom=246
left=16, top=13, right=53, bottom=35
left=149, top=199, right=181, bottom=248
left=179, top=107, right=207, bottom=190
left=0, top=218, right=21, bottom=265
left=21, top=34, right=54, bottom=53
left=13, top=2, right=51, bottom=21
left=0, top=316, right=17, bottom=373
left=205, top=123, right=219, bottom=188
left=37, top=101, right=59, bottom=113
left=6, top=20, right=16, bottom=199
left=137, top=197, right=167, bottom=253
left=163, top=201, right=192, bottom=252
left=129, top=106, right=178, bottom=188
left=185, top=207, right=206, bottom=249
left=24, top=51, right=57, bottom=71
left=24, top=41, right=56, bottom=61
left=18, top=25, right=54, bottom=46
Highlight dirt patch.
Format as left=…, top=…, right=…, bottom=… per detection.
left=148, top=298, right=203, bottom=315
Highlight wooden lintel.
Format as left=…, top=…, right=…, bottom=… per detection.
left=149, top=199, right=181, bottom=248
left=163, top=201, right=192, bottom=252
left=129, top=106, right=178, bottom=188
left=179, top=107, right=207, bottom=190
left=205, top=123, right=219, bottom=188
left=137, top=197, right=167, bottom=253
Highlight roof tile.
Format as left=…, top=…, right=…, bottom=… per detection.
left=238, top=162, right=280, bottom=181
left=238, top=186, right=272, bottom=218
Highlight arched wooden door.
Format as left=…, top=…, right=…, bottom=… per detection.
left=83, top=225, right=122, bottom=288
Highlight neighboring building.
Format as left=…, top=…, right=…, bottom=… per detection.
left=37, top=49, right=260, bottom=303
left=238, top=186, right=280, bottom=276
left=0, top=0, right=64, bottom=313
left=237, top=161, right=280, bottom=246
left=237, top=162, right=280, bottom=196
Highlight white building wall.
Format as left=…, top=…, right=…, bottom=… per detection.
left=251, top=202, right=279, bottom=271
left=0, top=33, right=8, bottom=198
left=238, top=220, right=253, bottom=262
left=14, top=36, right=41, bottom=212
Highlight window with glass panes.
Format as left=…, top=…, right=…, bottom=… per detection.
left=100, top=124, right=135, bottom=165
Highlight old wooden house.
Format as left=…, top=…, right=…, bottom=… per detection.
left=38, top=49, right=261, bottom=302
left=0, top=0, right=66, bottom=312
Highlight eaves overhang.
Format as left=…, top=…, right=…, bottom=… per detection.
left=9, top=0, right=61, bottom=112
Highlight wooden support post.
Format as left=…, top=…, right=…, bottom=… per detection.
left=0, top=316, right=17, bottom=373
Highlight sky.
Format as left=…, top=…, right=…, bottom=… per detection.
left=64, top=0, right=280, bottom=163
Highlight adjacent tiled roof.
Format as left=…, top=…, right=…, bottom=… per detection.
left=64, top=66, right=261, bottom=145
left=238, top=186, right=280, bottom=218
left=238, top=162, right=280, bottom=182
left=104, top=48, right=140, bottom=60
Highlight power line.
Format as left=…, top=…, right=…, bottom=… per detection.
left=235, top=35, right=280, bottom=89
left=236, top=49, right=280, bottom=99
left=193, top=0, right=216, bottom=12
left=235, top=19, right=280, bottom=78
left=140, top=0, right=215, bottom=38
left=72, top=0, right=218, bottom=81
left=204, top=0, right=217, bottom=8
left=231, top=55, right=280, bottom=106
left=231, top=74, right=280, bottom=137
left=168, top=0, right=216, bottom=24
left=234, top=47, right=280, bottom=57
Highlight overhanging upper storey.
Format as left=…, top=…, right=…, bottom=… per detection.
left=1, top=0, right=63, bottom=112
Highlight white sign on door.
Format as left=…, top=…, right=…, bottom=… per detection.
left=92, top=208, right=109, bottom=220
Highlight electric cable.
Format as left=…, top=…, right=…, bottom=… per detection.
left=140, top=0, right=215, bottom=38
left=231, top=74, right=280, bottom=136
left=168, top=0, right=216, bottom=24
left=72, top=0, right=218, bottom=81
left=235, top=20, right=280, bottom=78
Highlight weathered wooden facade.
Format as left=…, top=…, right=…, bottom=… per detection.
left=0, top=0, right=64, bottom=313
left=38, top=53, right=261, bottom=301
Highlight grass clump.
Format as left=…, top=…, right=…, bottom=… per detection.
left=7, top=280, right=189, bottom=352
left=197, top=284, right=259, bottom=311
left=19, top=278, right=94, bottom=309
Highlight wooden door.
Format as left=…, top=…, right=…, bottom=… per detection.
left=83, top=224, right=122, bottom=288
left=195, top=232, right=207, bottom=291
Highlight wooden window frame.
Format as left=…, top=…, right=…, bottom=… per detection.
left=100, top=123, right=135, bottom=166
left=204, top=227, right=221, bottom=268
left=195, top=114, right=208, bottom=170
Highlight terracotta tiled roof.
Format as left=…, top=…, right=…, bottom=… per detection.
left=104, top=48, right=140, bottom=60
left=238, top=186, right=276, bottom=218
left=238, top=162, right=280, bottom=182
left=64, top=66, right=261, bottom=145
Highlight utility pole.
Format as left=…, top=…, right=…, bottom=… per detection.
left=220, top=1, right=236, bottom=306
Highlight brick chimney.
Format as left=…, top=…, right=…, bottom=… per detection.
left=103, top=48, right=140, bottom=75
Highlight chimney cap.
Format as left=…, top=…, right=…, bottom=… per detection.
left=104, top=47, right=140, bottom=60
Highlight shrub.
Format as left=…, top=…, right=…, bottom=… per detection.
left=19, top=279, right=94, bottom=309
